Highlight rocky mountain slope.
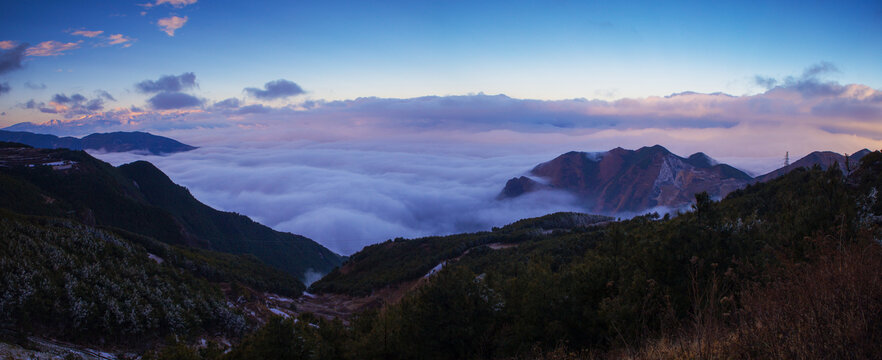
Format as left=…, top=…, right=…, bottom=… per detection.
left=500, top=145, right=752, bottom=213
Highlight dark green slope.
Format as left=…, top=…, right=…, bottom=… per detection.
left=0, top=146, right=343, bottom=282
left=0, top=147, right=186, bottom=245
left=310, top=212, right=612, bottom=296
left=0, top=210, right=288, bottom=345
left=0, top=212, right=237, bottom=344
left=118, top=160, right=344, bottom=281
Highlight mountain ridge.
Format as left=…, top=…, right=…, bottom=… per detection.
left=501, top=145, right=753, bottom=213
left=500, top=145, right=871, bottom=213
left=0, top=129, right=196, bottom=155
left=755, top=149, right=871, bottom=182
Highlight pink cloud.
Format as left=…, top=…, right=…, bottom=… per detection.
left=155, top=0, right=197, bottom=7
left=25, top=40, right=83, bottom=56
left=106, top=34, right=134, bottom=47
left=141, top=0, right=196, bottom=9
left=158, top=16, right=188, bottom=36
left=71, top=30, right=104, bottom=38
left=0, top=40, right=17, bottom=50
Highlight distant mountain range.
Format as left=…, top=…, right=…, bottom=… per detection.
left=500, top=145, right=871, bottom=213
left=0, top=143, right=343, bottom=283
left=0, top=130, right=196, bottom=155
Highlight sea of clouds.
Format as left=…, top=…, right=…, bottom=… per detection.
left=10, top=63, right=880, bottom=254
left=93, top=141, right=590, bottom=255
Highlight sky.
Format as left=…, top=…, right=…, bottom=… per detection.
left=1, top=0, right=881, bottom=124
left=1, top=0, right=881, bottom=255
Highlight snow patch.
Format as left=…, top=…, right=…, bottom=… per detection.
left=268, top=307, right=290, bottom=318
left=147, top=253, right=164, bottom=264
left=266, top=294, right=294, bottom=302
left=425, top=261, right=447, bottom=278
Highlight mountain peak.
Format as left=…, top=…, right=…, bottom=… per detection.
left=686, top=152, right=718, bottom=168
left=503, top=146, right=751, bottom=212
left=852, top=149, right=872, bottom=158
left=498, top=176, right=542, bottom=199
left=643, top=144, right=669, bottom=152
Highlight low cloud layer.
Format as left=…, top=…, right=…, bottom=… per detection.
left=136, top=73, right=202, bottom=110
left=22, top=92, right=112, bottom=117
left=136, top=72, right=197, bottom=93
left=147, top=91, right=203, bottom=109
left=94, top=145, right=584, bottom=255
left=212, top=97, right=240, bottom=109
left=245, top=79, right=305, bottom=100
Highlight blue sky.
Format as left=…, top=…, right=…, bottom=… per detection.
left=1, top=0, right=881, bottom=127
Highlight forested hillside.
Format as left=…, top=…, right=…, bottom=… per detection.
left=0, top=209, right=304, bottom=350
left=0, top=144, right=343, bottom=282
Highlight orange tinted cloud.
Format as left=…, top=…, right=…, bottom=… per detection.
left=158, top=16, right=188, bottom=36
left=71, top=30, right=104, bottom=38
left=106, top=34, right=134, bottom=47
left=25, top=40, right=83, bottom=56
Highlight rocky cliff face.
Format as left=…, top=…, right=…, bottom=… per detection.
left=500, top=145, right=753, bottom=213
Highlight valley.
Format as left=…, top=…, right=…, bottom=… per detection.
left=2, top=137, right=880, bottom=359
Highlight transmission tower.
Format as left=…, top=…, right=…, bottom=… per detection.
left=785, top=151, right=789, bottom=167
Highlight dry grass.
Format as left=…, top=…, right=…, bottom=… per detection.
left=629, top=235, right=882, bottom=360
